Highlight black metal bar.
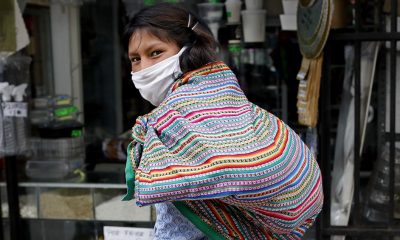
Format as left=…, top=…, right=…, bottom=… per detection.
left=377, top=48, right=387, bottom=179
left=375, top=0, right=380, bottom=32
left=317, top=44, right=332, bottom=240
left=319, top=1, right=400, bottom=239
left=354, top=0, right=361, bottom=32
left=323, top=226, right=400, bottom=236
left=353, top=40, right=361, bottom=226
left=389, top=0, right=398, bottom=228
left=352, top=0, right=361, bottom=231
left=5, top=156, right=20, bottom=240
left=330, top=32, right=400, bottom=41
left=0, top=171, right=3, bottom=240
left=385, top=133, right=400, bottom=141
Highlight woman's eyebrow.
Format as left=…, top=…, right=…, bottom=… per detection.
left=129, top=43, right=161, bottom=57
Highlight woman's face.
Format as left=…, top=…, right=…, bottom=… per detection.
left=128, top=29, right=180, bottom=72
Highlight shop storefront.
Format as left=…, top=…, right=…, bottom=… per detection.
left=0, top=0, right=399, bottom=239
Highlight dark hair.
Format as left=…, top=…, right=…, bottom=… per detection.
left=123, top=3, right=219, bottom=74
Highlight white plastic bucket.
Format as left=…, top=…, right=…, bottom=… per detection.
left=197, top=3, right=224, bottom=21
left=245, top=0, right=263, bottom=10
left=225, top=0, right=242, bottom=24
left=205, top=21, right=220, bottom=40
left=282, top=0, right=298, bottom=15
left=241, top=10, right=266, bottom=42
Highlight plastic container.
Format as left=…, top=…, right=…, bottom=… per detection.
left=225, top=0, right=242, bottom=24
left=282, top=0, right=297, bottom=15
left=241, top=10, right=266, bottom=42
left=363, top=145, right=400, bottom=222
left=204, top=20, right=220, bottom=39
left=53, top=105, right=79, bottom=122
left=25, top=160, right=70, bottom=180
left=279, top=14, right=297, bottom=31
left=33, top=96, right=52, bottom=109
left=228, top=40, right=242, bottom=69
left=30, top=109, right=52, bottom=125
left=197, top=3, right=224, bottom=21
left=31, top=137, right=85, bottom=159
left=53, top=95, right=73, bottom=107
left=244, top=0, right=263, bottom=10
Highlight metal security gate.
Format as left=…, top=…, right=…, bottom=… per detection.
left=317, top=0, right=400, bottom=239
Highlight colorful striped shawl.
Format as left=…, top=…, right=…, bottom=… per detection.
left=124, top=62, right=323, bottom=239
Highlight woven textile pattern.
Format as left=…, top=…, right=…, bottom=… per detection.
left=125, top=62, right=323, bottom=239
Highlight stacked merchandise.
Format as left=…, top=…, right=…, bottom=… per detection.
left=27, top=95, right=85, bottom=180
left=225, top=0, right=242, bottom=25
left=197, top=1, right=224, bottom=40
left=241, top=0, right=266, bottom=43
left=0, top=83, right=30, bottom=156
left=279, top=0, right=297, bottom=31
left=0, top=55, right=32, bottom=157
left=330, top=43, right=380, bottom=236
left=363, top=145, right=400, bottom=222
left=30, top=95, right=81, bottom=125
left=296, top=0, right=333, bottom=127
left=296, top=56, right=323, bottom=128
left=225, top=0, right=242, bottom=70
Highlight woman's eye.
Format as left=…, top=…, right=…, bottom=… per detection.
left=150, top=50, right=162, bottom=57
left=130, top=57, right=140, bottom=63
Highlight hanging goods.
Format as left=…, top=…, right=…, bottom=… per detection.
left=330, top=42, right=380, bottom=240
left=295, top=0, right=333, bottom=127
left=12, top=83, right=29, bottom=154
left=0, top=82, right=8, bottom=153
left=0, top=84, right=16, bottom=155
left=0, top=55, right=32, bottom=156
left=296, top=55, right=323, bottom=127
left=297, top=0, right=333, bottom=59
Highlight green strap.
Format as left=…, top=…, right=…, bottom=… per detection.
left=173, top=202, right=226, bottom=240
left=123, top=142, right=135, bottom=201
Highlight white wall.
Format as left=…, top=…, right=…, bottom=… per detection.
left=50, top=1, right=84, bottom=122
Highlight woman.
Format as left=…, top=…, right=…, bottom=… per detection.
left=123, top=3, right=323, bottom=239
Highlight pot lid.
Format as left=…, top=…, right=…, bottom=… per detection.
left=297, top=0, right=333, bottom=59
left=299, top=0, right=316, bottom=8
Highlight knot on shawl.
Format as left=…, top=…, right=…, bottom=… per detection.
left=131, top=115, right=148, bottom=145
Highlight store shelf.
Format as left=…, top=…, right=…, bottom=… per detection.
left=0, top=164, right=155, bottom=239
left=0, top=182, right=125, bottom=189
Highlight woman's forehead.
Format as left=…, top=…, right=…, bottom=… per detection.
left=129, top=30, right=157, bottom=50
left=128, top=29, right=176, bottom=53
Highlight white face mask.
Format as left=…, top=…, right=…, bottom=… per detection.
left=131, top=47, right=187, bottom=106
